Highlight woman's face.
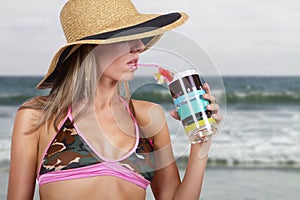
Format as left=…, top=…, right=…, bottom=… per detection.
left=94, top=39, right=145, bottom=82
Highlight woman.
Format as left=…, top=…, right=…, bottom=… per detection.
left=7, top=0, right=222, bottom=199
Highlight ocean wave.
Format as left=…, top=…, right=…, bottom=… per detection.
left=174, top=156, right=300, bottom=169
left=131, top=90, right=172, bottom=104
left=226, top=91, right=300, bottom=104
left=0, top=94, right=35, bottom=105
left=0, top=138, right=10, bottom=170
left=130, top=90, right=300, bottom=105
left=0, top=156, right=299, bottom=171
left=1, top=90, right=298, bottom=106
left=0, top=159, right=9, bottom=171
left=1, top=76, right=299, bottom=106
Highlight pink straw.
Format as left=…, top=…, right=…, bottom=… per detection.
left=138, top=63, right=174, bottom=83
left=137, top=63, right=161, bottom=69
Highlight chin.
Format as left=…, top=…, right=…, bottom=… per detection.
left=118, top=73, right=135, bottom=82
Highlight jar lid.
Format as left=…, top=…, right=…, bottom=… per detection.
left=171, top=69, right=198, bottom=83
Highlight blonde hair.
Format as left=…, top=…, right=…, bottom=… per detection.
left=21, top=44, right=133, bottom=132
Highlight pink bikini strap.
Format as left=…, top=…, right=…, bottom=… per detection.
left=119, top=96, right=137, bottom=124
left=67, top=105, right=72, bottom=115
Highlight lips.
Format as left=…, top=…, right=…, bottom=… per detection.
left=127, top=58, right=138, bottom=70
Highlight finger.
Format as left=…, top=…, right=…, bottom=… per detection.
left=202, top=93, right=216, bottom=104
left=203, top=83, right=211, bottom=95
left=202, top=83, right=217, bottom=104
left=212, top=113, right=223, bottom=124
left=170, top=110, right=180, bottom=120
left=206, top=104, right=220, bottom=114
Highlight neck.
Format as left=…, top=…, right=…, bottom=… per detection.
left=95, top=78, right=119, bottom=109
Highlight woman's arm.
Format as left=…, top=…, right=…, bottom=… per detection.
left=172, top=141, right=211, bottom=200
left=133, top=100, right=181, bottom=199
left=171, top=83, right=222, bottom=199
left=7, top=108, right=40, bottom=200
left=146, top=104, right=210, bottom=200
left=134, top=83, right=222, bottom=200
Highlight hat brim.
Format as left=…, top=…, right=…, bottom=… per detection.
left=36, top=12, right=189, bottom=89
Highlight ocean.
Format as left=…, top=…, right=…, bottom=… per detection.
left=0, top=75, right=300, bottom=199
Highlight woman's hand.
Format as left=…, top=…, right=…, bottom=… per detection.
left=202, top=83, right=223, bottom=124
left=170, top=83, right=223, bottom=124
left=169, top=110, right=180, bottom=120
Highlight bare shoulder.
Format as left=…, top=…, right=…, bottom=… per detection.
left=132, top=99, right=165, bottom=122
left=15, top=107, right=42, bottom=123
left=14, top=98, right=44, bottom=136
left=131, top=99, right=163, bottom=111
left=131, top=99, right=167, bottom=139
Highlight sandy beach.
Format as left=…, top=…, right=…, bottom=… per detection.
left=201, top=166, right=300, bottom=200
left=2, top=166, right=299, bottom=200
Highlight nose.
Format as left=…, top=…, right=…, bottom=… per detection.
left=130, top=39, right=145, bottom=53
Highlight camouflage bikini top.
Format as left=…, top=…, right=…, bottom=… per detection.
left=37, top=98, right=155, bottom=190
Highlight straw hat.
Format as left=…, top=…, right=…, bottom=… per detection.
left=36, top=0, right=189, bottom=89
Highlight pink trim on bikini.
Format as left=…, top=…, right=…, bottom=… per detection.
left=37, top=98, right=149, bottom=189
left=38, top=162, right=150, bottom=189
left=69, top=97, right=140, bottom=162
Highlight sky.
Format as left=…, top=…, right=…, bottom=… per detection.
left=0, top=0, right=299, bottom=76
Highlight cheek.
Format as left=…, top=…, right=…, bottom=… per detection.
left=95, top=55, right=116, bottom=71
left=94, top=44, right=132, bottom=80
left=99, top=58, right=127, bottom=80
left=94, top=43, right=130, bottom=68
left=96, top=52, right=128, bottom=72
